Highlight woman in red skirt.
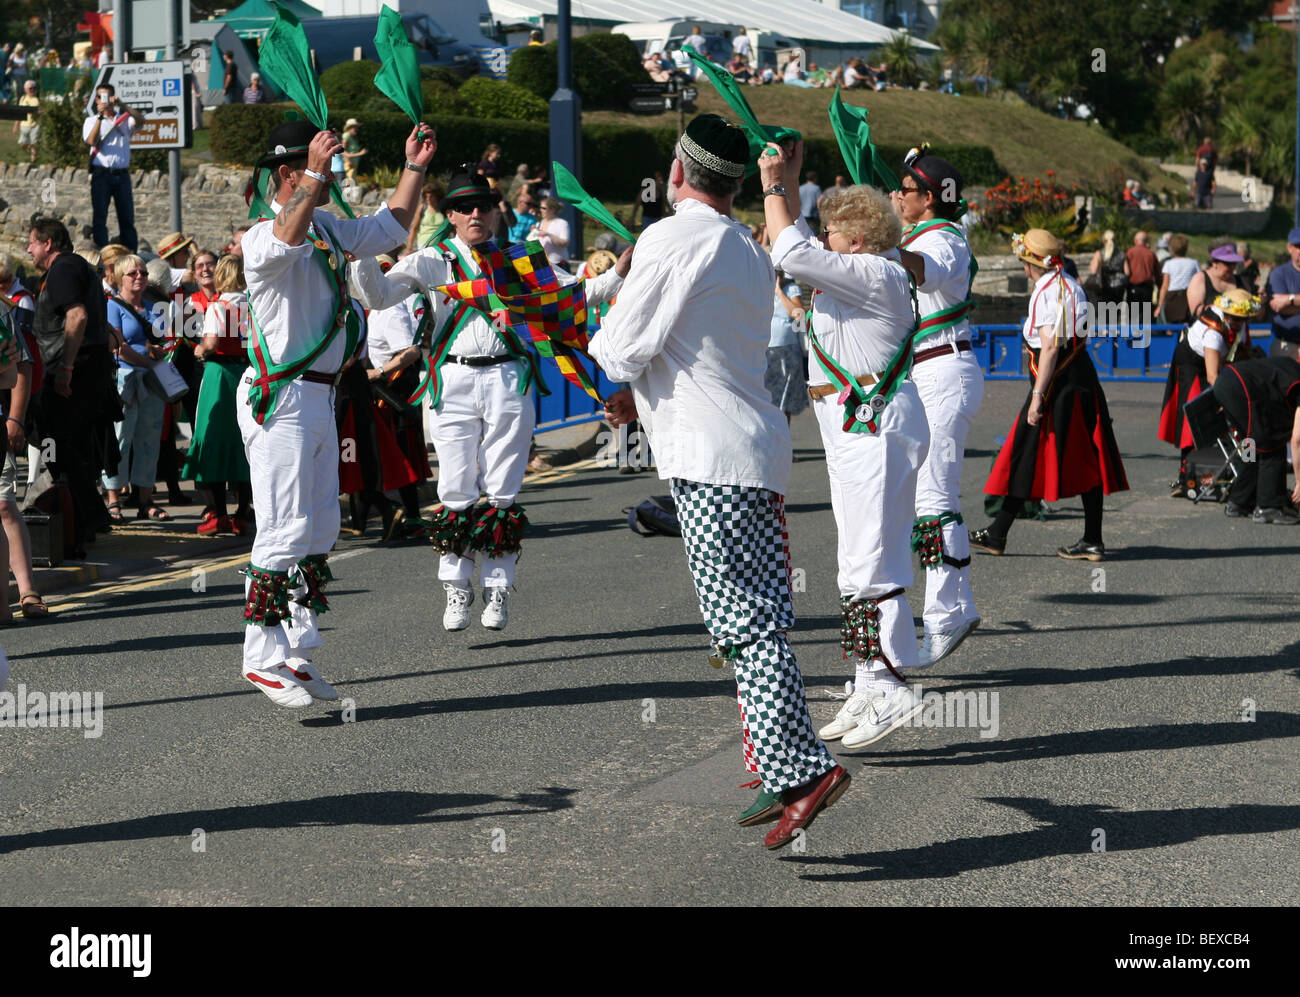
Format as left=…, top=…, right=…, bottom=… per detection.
left=971, top=229, right=1128, bottom=561
left=1157, top=288, right=1260, bottom=496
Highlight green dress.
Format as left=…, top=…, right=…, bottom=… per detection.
left=183, top=293, right=251, bottom=483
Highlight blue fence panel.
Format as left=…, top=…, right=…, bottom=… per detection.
left=971, top=324, right=1272, bottom=382
left=533, top=354, right=612, bottom=429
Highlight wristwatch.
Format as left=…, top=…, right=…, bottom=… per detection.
left=763, top=184, right=787, bottom=198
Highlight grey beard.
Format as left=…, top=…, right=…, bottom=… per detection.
left=666, top=177, right=680, bottom=211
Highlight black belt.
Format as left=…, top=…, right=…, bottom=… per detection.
left=447, top=354, right=513, bottom=367
left=300, top=369, right=340, bottom=386
left=91, top=166, right=129, bottom=175
left=913, top=341, right=973, bottom=365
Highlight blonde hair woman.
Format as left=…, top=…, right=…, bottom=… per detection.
left=102, top=254, right=170, bottom=522
left=1088, top=228, right=1128, bottom=303
left=760, top=139, right=931, bottom=751
left=184, top=255, right=253, bottom=535
left=529, top=196, right=570, bottom=270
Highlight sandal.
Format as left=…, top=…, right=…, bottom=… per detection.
left=19, top=593, right=49, bottom=619
left=106, top=501, right=124, bottom=523
left=137, top=504, right=172, bottom=521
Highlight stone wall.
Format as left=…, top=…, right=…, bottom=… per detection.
left=0, top=161, right=391, bottom=265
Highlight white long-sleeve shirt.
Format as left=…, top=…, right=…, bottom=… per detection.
left=366, top=295, right=420, bottom=367
left=590, top=197, right=792, bottom=494
left=350, top=235, right=623, bottom=359
left=242, top=200, right=408, bottom=376
left=770, top=216, right=914, bottom=386
left=908, top=223, right=974, bottom=347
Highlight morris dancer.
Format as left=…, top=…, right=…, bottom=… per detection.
left=892, top=148, right=983, bottom=665
left=761, top=139, right=930, bottom=752
left=1211, top=355, right=1300, bottom=522
left=350, top=169, right=630, bottom=632
left=1157, top=288, right=1261, bottom=500
left=238, top=118, right=435, bottom=708
left=971, top=230, right=1128, bottom=561
left=593, top=115, right=849, bottom=851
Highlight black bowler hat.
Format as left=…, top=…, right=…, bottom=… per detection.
left=255, top=119, right=319, bottom=171
left=440, top=169, right=502, bottom=213
left=678, top=113, right=749, bottom=179
left=902, top=145, right=964, bottom=204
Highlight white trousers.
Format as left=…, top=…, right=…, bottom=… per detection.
left=237, top=372, right=339, bottom=671
left=429, top=361, right=535, bottom=588
left=813, top=379, right=929, bottom=669
left=912, top=350, right=984, bottom=631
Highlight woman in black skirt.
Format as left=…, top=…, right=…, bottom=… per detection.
left=971, top=229, right=1129, bottom=561
left=1157, top=288, right=1260, bottom=496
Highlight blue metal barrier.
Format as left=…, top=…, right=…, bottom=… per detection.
left=972, top=324, right=1273, bottom=382
left=531, top=323, right=1278, bottom=430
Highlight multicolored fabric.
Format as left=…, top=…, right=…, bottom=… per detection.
left=425, top=240, right=545, bottom=403
left=910, top=512, right=967, bottom=570
left=469, top=240, right=600, bottom=401
left=671, top=479, right=836, bottom=794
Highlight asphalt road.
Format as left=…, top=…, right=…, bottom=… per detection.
left=3, top=380, right=1298, bottom=906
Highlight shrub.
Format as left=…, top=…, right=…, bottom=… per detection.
left=420, top=65, right=465, bottom=89
left=572, top=33, right=644, bottom=111
left=209, top=102, right=289, bottom=167
left=457, top=77, right=548, bottom=121
left=506, top=34, right=644, bottom=111
left=505, top=44, right=556, bottom=102
left=319, top=60, right=385, bottom=111
left=423, top=79, right=469, bottom=116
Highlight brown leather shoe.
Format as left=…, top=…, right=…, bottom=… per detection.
left=764, top=765, right=851, bottom=850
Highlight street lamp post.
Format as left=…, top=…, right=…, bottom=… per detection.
left=549, top=0, right=582, bottom=260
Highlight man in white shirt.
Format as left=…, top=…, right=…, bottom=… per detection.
left=731, top=28, right=752, bottom=66
left=592, top=114, right=849, bottom=851
left=351, top=170, right=629, bottom=634
left=82, top=83, right=145, bottom=251
left=236, top=118, right=435, bottom=708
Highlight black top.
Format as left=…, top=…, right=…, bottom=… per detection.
left=1220, top=356, right=1300, bottom=447
left=32, top=251, right=109, bottom=365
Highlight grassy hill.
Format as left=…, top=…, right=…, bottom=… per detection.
left=586, top=86, right=1181, bottom=197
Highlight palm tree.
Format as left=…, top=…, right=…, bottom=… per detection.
left=1157, top=71, right=1216, bottom=148
left=883, top=30, right=920, bottom=88
left=933, top=18, right=967, bottom=82
left=964, top=15, right=1001, bottom=94
left=1221, top=104, right=1270, bottom=178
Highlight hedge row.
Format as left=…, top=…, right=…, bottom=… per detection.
left=209, top=104, right=1004, bottom=205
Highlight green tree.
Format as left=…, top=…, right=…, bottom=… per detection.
left=1157, top=71, right=1217, bottom=147
left=882, top=30, right=920, bottom=88
left=1221, top=104, right=1269, bottom=177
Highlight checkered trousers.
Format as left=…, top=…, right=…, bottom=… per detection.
left=671, top=479, right=837, bottom=794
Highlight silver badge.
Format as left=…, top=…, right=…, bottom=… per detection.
left=871, top=395, right=887, bottom=412
left=855, top=403, right=873, bottom=423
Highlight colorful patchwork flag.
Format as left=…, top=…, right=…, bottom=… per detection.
left=454, top=240, right=602, bottom=401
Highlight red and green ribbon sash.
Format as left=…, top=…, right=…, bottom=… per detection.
left=901, top=218, right=978, bottom=338
left=245, top=221, right=357, bottom=425
left=420, top=241, right=546, bottom=404
left=808, top=264, right=920, bottom=434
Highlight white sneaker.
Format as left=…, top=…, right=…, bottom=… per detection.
left=818, top=686, right=877, bottom=741
left=917, top=616, right=981, bottom=666
left=443, top=582, right=474, bottom=631
left=841, top=683, right=924, bottom=749
left=481, top=587, right=509, bottom=630
left=244, top=664, right=314, bottom=708
left=283, top=658, right=339, bottom=701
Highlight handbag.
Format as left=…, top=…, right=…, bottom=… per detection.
left=143, top=358, right=189, bottom=402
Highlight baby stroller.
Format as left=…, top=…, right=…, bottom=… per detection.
left=1179, top=387, right=1246, bottom=503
